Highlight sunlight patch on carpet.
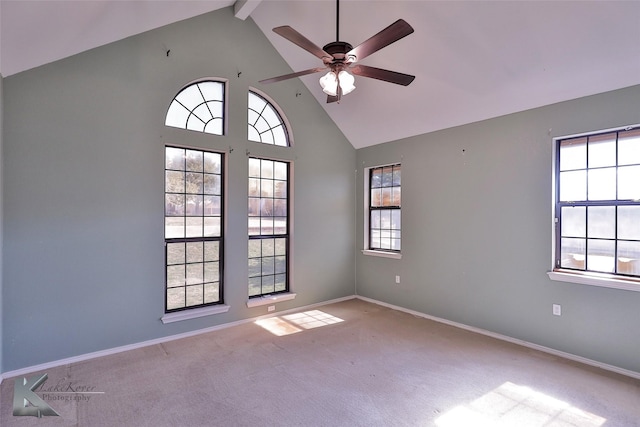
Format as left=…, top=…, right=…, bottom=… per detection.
left=255, top=310, right=344, bottom=336
left=435, top=381, right=606, bottom=427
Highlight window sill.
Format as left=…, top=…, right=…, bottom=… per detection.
left=548, top=270, right=640, bottom=293
left=362, top=250, right=401, bottom=260
left=247, top=292, right=297, bottom=308
left=161, top=304, right=230, bottom=324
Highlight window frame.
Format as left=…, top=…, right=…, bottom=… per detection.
left=163, top=145, right=227, bottom=317
left=248, top=89, right=294, bottom=147
left=165, top=79, right=228, bottom=136
left=248, top=156, right=291, bottom=300
left=548, top=124, right=640, bottom=292
left=362, top=163, right=402, bottom=259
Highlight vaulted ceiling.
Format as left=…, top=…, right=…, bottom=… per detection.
left=2, top=1, right=639, bottom=148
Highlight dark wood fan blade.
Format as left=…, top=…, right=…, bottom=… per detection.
left=273, top=26, right=332, bottom=61
left=350, top=64, right=415, bottom=86
left=347, top=19, right=414, bottom=62
left=260, top=67, right=326, bottom=84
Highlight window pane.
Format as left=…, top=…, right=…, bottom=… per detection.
left=186, top=216, right=203, bottom=238
left=204, top=283, right=220, bottom=304
left=274, top=218, right=287, bottom=235
left=166, top=171, right=184, bottom=193
left=560, top=237, right=585, bottom=269
left=176, top=85, right=205, bottom=110
left=382, top=167, right=393, bottom=187
left=262, top=276, right=275, bottom=294
left=380, top=210, right=391, bottom=228
left=186, top=242, right=203, bottom=263
left=186, top=195, right=203, bottom=216
left=371, top=188, right=382, bottom=207
left=165, top=102, right=190, bottom=129
left=249, top=158, right=261, bottom=177
left=167, top=265, right=185, bottom=287
left=371, top=168, right=382, bottom=188
left=586, top=239, right=615, bottom=273
left=371, top=210, right=380, bottom=228
left=186, top=173, right=203, bottom=193
left=204, top=262, right=219, bottom=283
left=204, top=241, right=219, bottom=261
left=618, top=241, right=640, bottom=276
left=275, top=274, right=287, bottom=292
left=618, top=129, right=640, bottom=166
left=274, top=181, right=287, bottom=198
left=587, top=168, right=616, bottom=200
left=165, top=194, right=184, bottom=216
left=248, top=258, right=261, bottom=278
left=204, top=217, right=220, bottom=237
left=275, top=238, right=286, bottom=256
left=588, top=133, right=616, bottom=168
left=618, top=165, right=640, bottom=200
left=203, top=175, right=220, bottom=195
left=165, top=147, right=185, bottom=170
left=262, top=257, right=275, bottom=276
left=391, top=210, right=401, bottom=229
left=165, top=217, right=184, bottom=239
left=167, top=288, right=185, bottom=310
left=186, top=263, right=203, bottom=285
left=393, top=166, right=401, bottom=186
left=167, top=243, right=185, bottom=265
left=559, top=170, right=586, bottom=201
left=204, top=152, right=221, bottom=174
left=249, top=277, right=262, bottom=297
left=618, top=206, right=640, bottom=240
left=560, top=206, right=585, bottom=237
left=193, top=103, right=213, bottom=123
left=186, top=285, right=204, bottom=307
left=185, top=150, right=203, bottom=172
left=587, top=206, right=615, bottom=239
left=559, top=137, right=586, bottom=171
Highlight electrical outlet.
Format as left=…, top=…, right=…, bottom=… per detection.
left=268, top=305, right=275, bottom=312
left=395, top=275, right=400, bottom=284
left=552, top=304, right=561, bottom=316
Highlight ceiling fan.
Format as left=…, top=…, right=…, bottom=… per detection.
left=259, top=0, right=415, bottom=103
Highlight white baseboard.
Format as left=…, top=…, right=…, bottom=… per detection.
left=3, top=294, right=638, bottom=384
left=0, top=295, right=357, bottom=383
left=356, top=295, right=640, bottom=381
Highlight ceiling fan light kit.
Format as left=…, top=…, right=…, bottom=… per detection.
left=260, top=0, right=415, bottom=103
left=320, top=70, right=355, bottom=97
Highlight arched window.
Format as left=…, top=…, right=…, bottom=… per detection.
left=248, top=90, right=291, bottom=146
left=165, top=80, right=225, bottom=135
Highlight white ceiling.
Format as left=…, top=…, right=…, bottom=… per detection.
left=1, top=1, right=639, bottom=149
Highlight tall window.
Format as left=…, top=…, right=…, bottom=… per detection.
left=165, top=147, right=224, bottom=312
left=369, top=164, right=402, bottom=252
left=248, top=158, right=289, bottom=297
left=248, top=91, right=290, bottom=146
left=555, top=127, right=640, bottom=278
left=165, top=80, right=225, bottom=135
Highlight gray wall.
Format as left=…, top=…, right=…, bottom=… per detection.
left=0, top=73, right=4, bottom=374
left=356, top=84, right=640, bottom=373
left=2, top=8, right=355, bottom=372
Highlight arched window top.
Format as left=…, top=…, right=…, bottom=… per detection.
left=248, top=90, right=292, bottom=147
left=165, top=80, right=225, bottom=135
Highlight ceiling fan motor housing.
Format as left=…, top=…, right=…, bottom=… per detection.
left=322, top=41, right=355, bottom=64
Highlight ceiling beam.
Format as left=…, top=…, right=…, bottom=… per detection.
left=234, top=0, right=262, bottom=20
